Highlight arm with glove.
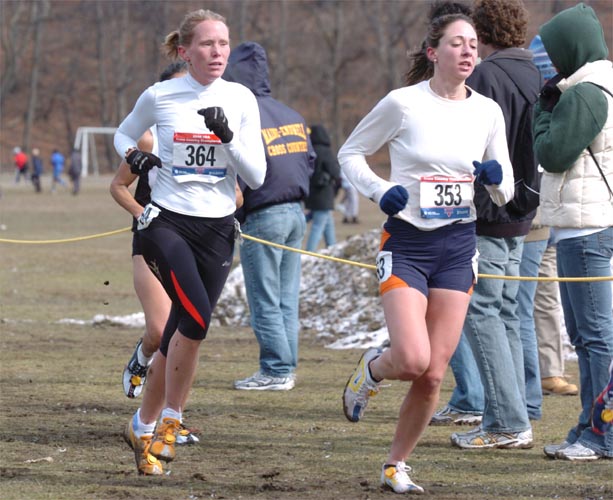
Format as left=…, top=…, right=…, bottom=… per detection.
left=197, top=95, right=266, bottom=190
left=338, top=93, right=407, bottom=215
left=475, top=103, right=515, bottom=207
left=114, top=87, right=157, bottom=168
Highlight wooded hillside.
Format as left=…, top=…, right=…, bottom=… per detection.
left=1, top=0, right=611, bottom=174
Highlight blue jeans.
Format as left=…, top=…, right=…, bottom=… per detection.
left=305, top=209, right=335, bottom=252
left=448, top=331, right=484, bottom=414
left=556, top=228, right=613, bottom=456
left=464, top=235, right=531, bottom=433
left=517, top=239, right=548, bottom=420
left=240, top=202, right=306, bottom=377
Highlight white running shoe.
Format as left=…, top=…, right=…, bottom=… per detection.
left=451, top=428, right=533, bottom=449
left=555, top=442, right=602, bottom=461
left=543, top=440, right=571, bottom=458
left=122, top=339, right=151, bottom=398
left=381, top=462, right=424, bottom=494
left=343, top=347, right=382, bottom=422
left=176, top=422, right=200, bottom=445
left=430, top=405, right=483, bottom=426
left=234, top=371, right=295, bottom=391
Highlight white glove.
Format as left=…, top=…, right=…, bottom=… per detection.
left=137, top=203, right=160, bottom=231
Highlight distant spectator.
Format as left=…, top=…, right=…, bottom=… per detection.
left=339, top=171, right=360, bottom=224
left=305, top=124, right=341, bottom=252
left=69, top=148, right=82, bottom=195
left=31, top=148, right=43, bottom=193
left=13, top=147, right=28, bottom=184
left=50, top=149, right=67, bottom=192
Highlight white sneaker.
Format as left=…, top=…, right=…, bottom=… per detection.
left=234, top=371, right=295, bottom=391
left=555, top=442, right=602, bottom=461
left=451, top=428, right=533, bottom=449
left=381, top=462, right=424, bottom=494
left=176, top=422, right=200, bottom=445
left=450, top=424, right=483, bottom=442
left=543, top=440, right=571, bottom=458
left=430, top=405, right=483, bottom=426
left=122, top=339, right=151, bottom=398
left=343, top=347, right=382, bottom=422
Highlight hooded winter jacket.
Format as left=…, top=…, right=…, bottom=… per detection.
left=305, top=125, right=341, bottom=211
left=466, top=47, right=541, bottom=238
left=534, top=3, right=613, bottom=229
left=224, top=42, right=315, bottom=220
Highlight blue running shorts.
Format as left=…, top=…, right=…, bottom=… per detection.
left=377, top=217, right=477, bottom=297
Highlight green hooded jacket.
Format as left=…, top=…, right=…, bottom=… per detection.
left=533, top=3, right=610, bottom=173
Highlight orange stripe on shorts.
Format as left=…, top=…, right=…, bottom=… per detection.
left=380, top=274, right=409, bottom=295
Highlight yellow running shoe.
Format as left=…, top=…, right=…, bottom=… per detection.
left=342, top=347, right=382, bottom=422
left=150, top=417, right=180, bottom=462
left=123, top=419, right=163, bottom=476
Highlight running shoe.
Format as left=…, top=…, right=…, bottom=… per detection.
left=176, top=422, right=200, bottom=445
left=123, top=419, right=163, bottom=475
left=451, top=428, right=533, bottom=449
left=381, top=462, right=424, bottom=494
left=233, top=370, right=295, bottom=391
left=342, top=347, right=382, bottom=422
left=430, top=405, right=483, bottom=426
left=123, top=339, right=151, bottom=398
left=555, top=442, right=602, bottom=461
left=150, top=417, right=180, bottom=462
left=543, top=441, right=571, bottom=458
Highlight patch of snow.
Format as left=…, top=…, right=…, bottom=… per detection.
left=213, top=230, right=388, bottom=349
left=59, top=312, right=145, bottom=328
left=55, top=233, right=611, bottom=360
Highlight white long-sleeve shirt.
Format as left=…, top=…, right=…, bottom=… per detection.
left=338, top=80, right=514, bottom=230
left=114, top=74, right=266, bottom=217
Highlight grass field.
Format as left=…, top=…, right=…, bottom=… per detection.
left=1, top=174, right=611, bottom=500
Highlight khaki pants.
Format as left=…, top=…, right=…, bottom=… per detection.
left=535, top=245, right=565, bottom=378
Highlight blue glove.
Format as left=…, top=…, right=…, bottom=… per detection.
left=473, top=160, right=502, bottom=185
left=379, top=185, right=408, bottom=216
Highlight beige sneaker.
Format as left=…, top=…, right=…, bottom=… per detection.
left=123, top=419, right=164, bottom=475
left=150, top=417, right=180, bottom=462
left=542, top=377, right=578, bottom=396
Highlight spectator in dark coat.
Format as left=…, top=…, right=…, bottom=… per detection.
left=305, top=124, right=341, bottom=252
left=224, top=41, right=316, bottom=391
left=69, top=148, right=82, bottom=195
left=31, top=148, right=43, bottom=193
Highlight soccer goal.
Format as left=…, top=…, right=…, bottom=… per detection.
left=73, top=126, right=117, bottom=177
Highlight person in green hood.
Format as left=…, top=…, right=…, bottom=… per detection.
left=533, top=3, right=613, bottom=462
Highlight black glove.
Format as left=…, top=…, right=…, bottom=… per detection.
left=197, top=107, right=234, bottom=143
left=539, top=74, right=563, bottom=112
left=126, top=150, right=162, bottom=176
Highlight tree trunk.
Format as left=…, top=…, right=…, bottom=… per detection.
left=0, top=2, right=35, bottom=106
left=23, top=1, right=50, bottom=154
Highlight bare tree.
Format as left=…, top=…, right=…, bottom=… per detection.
left=23, top=0, right=50, bottom=154
left=0, top=2, right=36, bottom=106
left=2, top=0, right=612, bottom=172
left=362, top=0, right=426, bottom=92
